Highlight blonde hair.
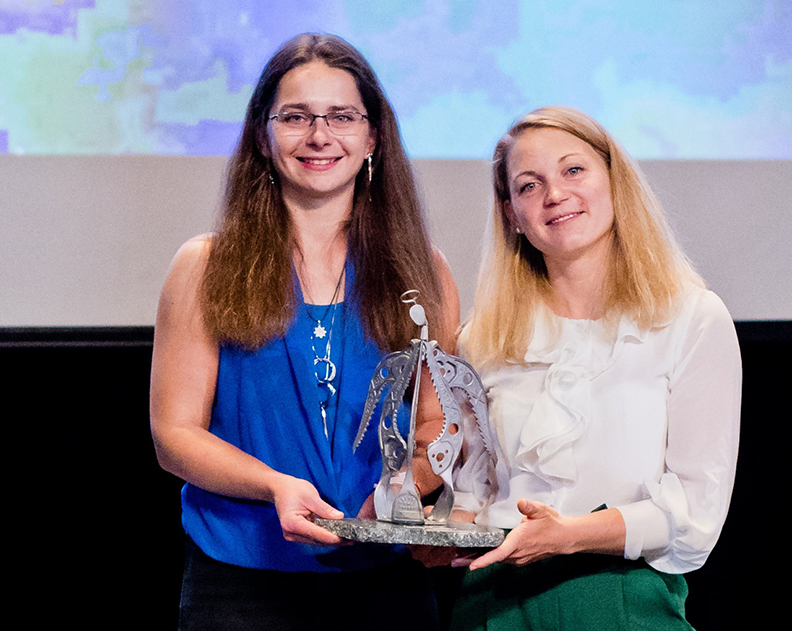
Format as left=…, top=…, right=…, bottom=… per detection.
left=461, top=106, right=703, bottom=367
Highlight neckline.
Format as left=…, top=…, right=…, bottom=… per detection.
left=304, top=300, right=345, bottom=308
left=293, top=259, right=351, bottom=307
left=559, top=315, right=596, bottom=323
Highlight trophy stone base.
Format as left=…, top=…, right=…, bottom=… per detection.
left=314, top=517, right=504, bottom=548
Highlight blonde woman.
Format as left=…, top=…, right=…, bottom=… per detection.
left=450, top=106, right=741, bottom=630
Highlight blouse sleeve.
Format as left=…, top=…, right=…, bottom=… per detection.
left=616, top=289, right=742, bottom=573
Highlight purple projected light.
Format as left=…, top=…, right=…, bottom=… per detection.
left=0, top=0, right=788, bottom=158
left=0, top=0, right=95, bottom=36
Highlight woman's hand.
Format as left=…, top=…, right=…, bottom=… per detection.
left=468, top=499, right=570, bottom=570
left=271, top=474, right=345, bottom=546
left=468, top=500, right=626, bottom=571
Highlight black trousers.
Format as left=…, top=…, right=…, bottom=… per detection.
left=179, top=537, right=441, bottom=631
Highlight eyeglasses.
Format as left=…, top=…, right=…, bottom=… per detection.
left=268, top=109, right=369, bottom=136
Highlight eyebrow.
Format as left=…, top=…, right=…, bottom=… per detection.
left=558, top=152, right=585, bottom=162
left=513, top=169, right=538, bottom=180
left=276, top=102, right=362, bottom=112
left=511, top=153, right=587, bottom=181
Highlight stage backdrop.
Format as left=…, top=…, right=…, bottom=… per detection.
left=1, top=0, right=790, bottom=324
left=1, top=156, right=791, bottom=324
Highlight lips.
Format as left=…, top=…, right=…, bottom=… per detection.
left=546, top=211, right=583, bottom=226
left=298, top=157, right=341, bottom=166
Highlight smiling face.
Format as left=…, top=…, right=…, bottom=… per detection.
left=505, top=127, right=615, bottom=269
left=267, top=61, right=376, bottom=210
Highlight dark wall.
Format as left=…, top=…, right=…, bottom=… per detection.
left=6, top=322, right=790, bottom=630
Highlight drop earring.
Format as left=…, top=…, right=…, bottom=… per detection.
left=266, top=161, right=275, bottom=186
left=366, top=154, right=373, bottom=184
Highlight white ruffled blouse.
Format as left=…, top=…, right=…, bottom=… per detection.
left=456, top=285, right=741, bottom=574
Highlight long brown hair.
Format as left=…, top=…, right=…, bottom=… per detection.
left=201, top=33, right=444, bottom=350
left=462, top=106, right=703, bottom=366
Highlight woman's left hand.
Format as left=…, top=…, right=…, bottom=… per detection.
left=468, top=499, right=626, bottom=571
left=468, top=499, right=572, bottom=570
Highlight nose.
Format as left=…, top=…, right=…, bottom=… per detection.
left=306, top=115, right=332, bottom=145
left=544, top=179, right=569, bottom=206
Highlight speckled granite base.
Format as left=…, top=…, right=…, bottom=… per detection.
left=314, top=517, right=504, bottom=547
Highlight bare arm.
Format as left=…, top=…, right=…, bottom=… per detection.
left=149, top=237, right=343, bottom=545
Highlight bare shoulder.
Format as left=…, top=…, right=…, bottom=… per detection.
left=183, top=232, right=213, bottom=250
left=431, top=245, right=461, bottom=346
left=152, top=234, right=218, bottom=373
left=431, top=246, right=457, bottom=293
left=170, top=233, right=212, bottom=272
left=431, top=245, right=452, bottom=273
left=160, top=234, right=213, bottom=295
left=155, top=234, right=216, bottom=337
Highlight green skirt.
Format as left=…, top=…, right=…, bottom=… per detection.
left=450, top=555, right=693, bottom=631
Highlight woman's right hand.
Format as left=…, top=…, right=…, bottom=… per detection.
left=151, top=237, right=343, bottom=550
left=271, top=474, right=346, bottom=545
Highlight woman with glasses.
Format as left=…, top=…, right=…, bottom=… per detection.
left=446, top=106, right=740, bottom=630
left=150, top=33, right=458, bottom=631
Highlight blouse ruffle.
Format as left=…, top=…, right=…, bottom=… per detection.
left=515, top=314, right=647, bottom=487
left=472, top=287, right=741, bottom=574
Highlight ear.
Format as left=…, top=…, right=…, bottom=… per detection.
left=503, top=199, right=519, bottom=233
left=366, top=127, right=377, bottom=158
left=255, top=124, right=271, bottom=158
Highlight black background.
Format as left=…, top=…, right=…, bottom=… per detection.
left=5, top=321, right=789, bottom=629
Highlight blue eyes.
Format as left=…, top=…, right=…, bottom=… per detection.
left=281, top=112, right=309, bottom=124
left=519, top=182, right=536, bottom=194
left=516, top=166, right=584, bottom=195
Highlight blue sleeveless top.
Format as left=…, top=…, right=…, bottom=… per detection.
left=182, top=267, right=402, bottom=571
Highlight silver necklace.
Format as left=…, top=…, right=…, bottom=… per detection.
left=304, top=264, right=346, bottom=438
left=304, top=267, right=344, bottom=339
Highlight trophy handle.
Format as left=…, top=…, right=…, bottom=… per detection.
left=390, top=340, right=426, bottom=525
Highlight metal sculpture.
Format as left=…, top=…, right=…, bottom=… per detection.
left=353, top=290, right=501, bottom=525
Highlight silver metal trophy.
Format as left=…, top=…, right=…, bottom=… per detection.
left=316, top=291, right=505, bottom=547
